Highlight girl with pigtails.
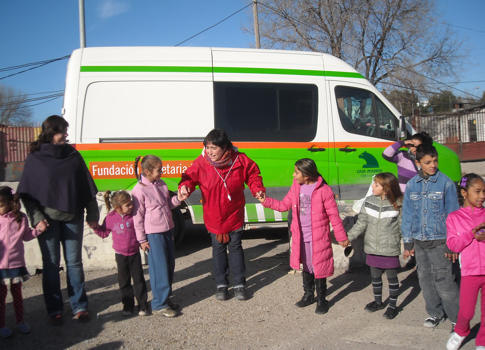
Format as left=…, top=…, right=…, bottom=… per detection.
left=93, top=190, right=149, bottom=316
left=131, top=155, right=188, bottom=318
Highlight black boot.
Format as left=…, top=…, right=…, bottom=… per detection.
left=295, top=271, right=315, bottom=307
left=315, top=278, right=329, bottom=314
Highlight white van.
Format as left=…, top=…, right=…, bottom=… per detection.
left=63, top=46, right=461, bottom=241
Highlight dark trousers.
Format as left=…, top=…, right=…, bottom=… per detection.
left=210, top=229, right=246, bottom=288
left=115, top=252, right=148, bottom=312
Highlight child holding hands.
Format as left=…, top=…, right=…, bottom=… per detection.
left=94, top=190, right=149, bottom=316
left=132, top=155, right=188, bottom=317
left=446, top=174, right=485, bottom=350
left=0, top=186, right=44, bottom=338
left=258, top=159, right=349, bottom=314
left=347, top=173, right=403, bottom=320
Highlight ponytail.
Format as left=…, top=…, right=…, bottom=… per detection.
left=104, top=190, right=112, bottom=211
left=134, top=156, right=142, bottom=182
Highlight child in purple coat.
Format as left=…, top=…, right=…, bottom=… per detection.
left=94, top=190, right=149, bottom=316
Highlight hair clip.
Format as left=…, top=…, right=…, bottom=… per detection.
left=460, top=177, right=468, bottom=188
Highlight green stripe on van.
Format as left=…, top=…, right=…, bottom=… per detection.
left=80, top=65, right=364, bottom=78
left=245, top=204, right=259, bottom=222
left=263, top=207, right=275, bottom=221
left=191, top=205, right=204, bottom=224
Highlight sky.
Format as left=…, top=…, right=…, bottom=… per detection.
left=1, top=0, right=485, bottom=124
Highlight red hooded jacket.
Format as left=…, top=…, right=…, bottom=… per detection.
left=179, top=151, right=265, bottom=235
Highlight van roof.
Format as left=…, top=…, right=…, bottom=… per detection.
left=72, top=46, right=360, bottom=75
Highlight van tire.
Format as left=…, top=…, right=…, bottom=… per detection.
left=171, top=208, right=186, bottom=247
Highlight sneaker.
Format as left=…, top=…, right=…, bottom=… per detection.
left=364, top=301, right=385, bottom=312
left=49, top=313, right=63, bottom=326
left=423, top=316, right=442, bottom=328
left=215, top=287, right=229, bottom=301
left=122, top=310, right=133, bottom=316
left=138, top=309, right=150, bottom=316
left=16, top=322, right=31, bottom=334
left=0, top=327, right=12, bottom=338
left=72, top=310, right=89, bottom=321
left=383, top=307, right=398, bottom=320
left=234, top=286, right=248, bottom=301
left=446, top=332, right=466, bottom=350
left=155, top=306, right=178, bottom=318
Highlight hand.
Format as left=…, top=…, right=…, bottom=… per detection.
left=179, top=185, right=190, bottom=199
left=255, top=191, right=265, bottom=203
left=403, top=249, right=414, bottom=259
left=215, top=233, right=230, bottom=244
left=177, top=190, right=189, bottom=201
left=445, top=252, right=459, bottom=263
left=140, top=242, right=150, bottom=252
left=404, top=140, right=414, bottom=147
left=338, top=239, right=350, bottom=247
left=472, top=222, right=485, bottom=235
left=35, top=220, right=49, bottom=233
left=87, top=221, right=98, bottom=229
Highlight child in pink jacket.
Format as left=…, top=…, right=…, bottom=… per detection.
left=0, top=186, right=44, bottom=338
left=132, top=155, right=188, bottom=318
left=446, top=173, right=485, bottom=350
left=257, top=159, right=349, bottom=314
left=94, top=190, right=149, bottom=316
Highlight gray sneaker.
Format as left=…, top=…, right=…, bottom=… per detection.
left=234, top=286, right=248, bottom=301
left=423, top=316, right=442, bottom=328
left=215, top=287, right=229, bottom=301
left=155, top=306, right=178, bottom=318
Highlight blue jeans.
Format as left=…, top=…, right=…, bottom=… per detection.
left=146, top=231, right=175, bottom=311
left=210, top=229, right=246, bottom=288
left=37, top=216, right=87, bottom=316
left=414, top=241, right=459, bottom=322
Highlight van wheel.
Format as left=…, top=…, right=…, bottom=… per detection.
left=171, top=209, right=185, bottom=247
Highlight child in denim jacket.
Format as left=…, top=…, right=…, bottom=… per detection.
left=402, top=144, right=460, bottom=329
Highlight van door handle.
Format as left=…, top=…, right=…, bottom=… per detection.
left=307, top=146, right=326, bottom=152
left=339, top=146, right=357, bottom=152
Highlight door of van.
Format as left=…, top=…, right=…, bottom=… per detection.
left=211, top=48, right=329, bottom=208
left=327, top=80, right=400, bottom=200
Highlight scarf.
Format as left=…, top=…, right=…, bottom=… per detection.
left=17, top=143, right=98, bottom=214
left=202, top=146, right=238, bottom=168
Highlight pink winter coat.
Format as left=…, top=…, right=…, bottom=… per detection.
left=0, top=211, right=41, bottom=269
left=447, top=206, right=485, bottom=277
left=132, top=175, right=181, bottom=243
left=262, top=177, right=348, bottom=278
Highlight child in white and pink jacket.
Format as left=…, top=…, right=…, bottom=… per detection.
left=132, top=155, right=188, bottom=318
left=0, top=186, right=44, bottom=338
left=446, top=173, right=485, bottom=350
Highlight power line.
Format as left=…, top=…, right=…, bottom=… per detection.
left=174, top=2, right=253, bottom=46
left=0, top=55, right=70, bottom=72
left=0, top=55, right=70, bottom=80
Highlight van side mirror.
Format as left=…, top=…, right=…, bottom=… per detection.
left=398, top=115, right=407, bottom=140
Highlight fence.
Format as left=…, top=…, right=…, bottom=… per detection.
left=413, top=107, right=485, bottom=162
left=0, top=125, right=41, bottom=181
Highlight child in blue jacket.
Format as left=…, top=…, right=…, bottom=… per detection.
left=402, top=144, right=459, bottom=329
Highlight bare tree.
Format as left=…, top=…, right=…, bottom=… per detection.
left=256, top=0, right=460, bottom=92
left=0, top=85, right=32, bottom=125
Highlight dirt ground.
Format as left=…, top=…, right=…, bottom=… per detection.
left=1, top=224, right=480, bottom=350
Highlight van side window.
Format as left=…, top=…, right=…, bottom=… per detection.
left=214, top=82, right=318, bottom=141
left=335, top=86, right=397, bottom=140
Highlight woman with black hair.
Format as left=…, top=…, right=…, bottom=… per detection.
left=179, top=129, right=265, bottom=301
left=17, top=115, right=99, bottom=324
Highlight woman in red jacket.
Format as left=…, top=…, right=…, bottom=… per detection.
left=179, top=129, right=265, bottom=301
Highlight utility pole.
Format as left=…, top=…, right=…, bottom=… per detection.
left=253, top=0, right=261, bottom=48
left=79, top=0, right=86, bottom=48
